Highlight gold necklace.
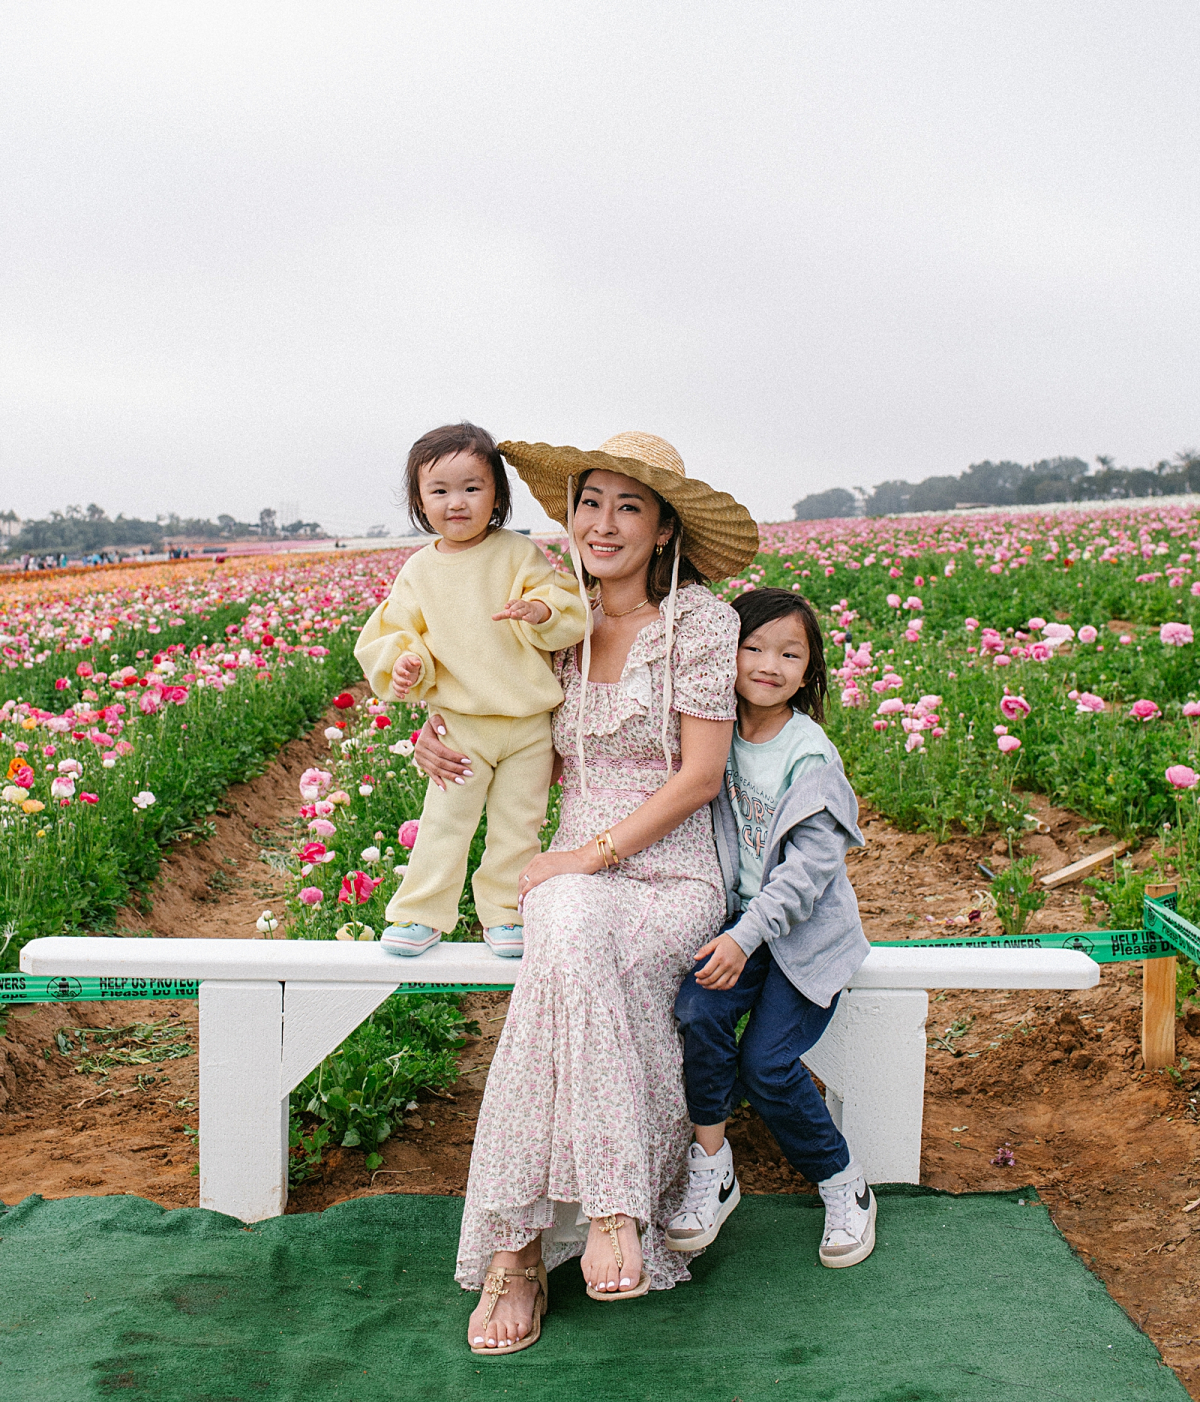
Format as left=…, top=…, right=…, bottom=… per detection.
left=596, top=596, right=650, bottom=619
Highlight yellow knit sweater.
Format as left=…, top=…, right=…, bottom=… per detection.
left=354, top=529, right=588, bottom=717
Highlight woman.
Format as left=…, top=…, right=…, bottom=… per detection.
left=416, top=432, right=758, bottom=1355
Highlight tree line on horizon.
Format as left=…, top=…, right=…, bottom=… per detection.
left=3, top=505, right=326, bottom=558
left=793, top=450, right=1200, bottom=520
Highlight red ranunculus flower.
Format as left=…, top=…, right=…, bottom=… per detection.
left=337, top=870, right=383, bottom=905
left=333, top=693, right=355, bottom=709
left=374, top=715, right=391, bottom=729
left=298, top=841, right=328, bottom=863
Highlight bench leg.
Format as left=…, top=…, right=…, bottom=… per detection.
left=199, top=979, right=287, bottom=1222
left=804, top=988, right=928, bottom=1185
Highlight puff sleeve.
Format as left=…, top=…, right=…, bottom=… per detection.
left=668, top=594, right=738, bottom=721
left=353, top=573, right=437, bottom=703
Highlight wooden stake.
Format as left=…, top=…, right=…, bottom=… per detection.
left=1142, top=882, right=1178, bottom=1070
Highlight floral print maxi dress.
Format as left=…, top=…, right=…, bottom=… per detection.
left=456, top=585, right=739, bottom=1292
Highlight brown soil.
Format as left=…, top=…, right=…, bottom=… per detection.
left=2, top=775, right=1198, bottom=1394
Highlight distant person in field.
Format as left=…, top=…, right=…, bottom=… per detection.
left=668, top=588, right=876, bottom=1269
left=354, top=421, right=589, bottom=957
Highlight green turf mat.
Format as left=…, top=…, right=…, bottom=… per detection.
left=0, top=1188, right=1185, bottom=1402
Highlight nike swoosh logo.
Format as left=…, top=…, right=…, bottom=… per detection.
left=719, top=1178, right=736, bottom=1204
left=855, top=1186, right=871, bottom=1211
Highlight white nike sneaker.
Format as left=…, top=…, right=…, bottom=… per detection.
left=817, top=1160, right=876, bottom=1268
left=483, top=924, right=524, bottom=958
left=380, top=923, right=440, bottom=956
left=664, top=1139, right=741, bottom=1252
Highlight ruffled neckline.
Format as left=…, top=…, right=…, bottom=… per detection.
left=559, top=584, right=717, bottom=738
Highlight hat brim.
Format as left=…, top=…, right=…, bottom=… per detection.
left=499, top=440, right=760, bottom=582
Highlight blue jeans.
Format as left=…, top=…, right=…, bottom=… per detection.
left=674, top=943, right=851, bottom=1184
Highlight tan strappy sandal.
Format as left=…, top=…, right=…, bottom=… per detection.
left=469, top=1262, right=548, bottom=1356
left=585, top=1214, right=650, bottom=1300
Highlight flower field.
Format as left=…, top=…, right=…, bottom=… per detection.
left=7, top=500, right=1200, bottom=974
left=0, top=551, right=417, bottom=966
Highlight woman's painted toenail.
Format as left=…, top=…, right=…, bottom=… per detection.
left=620, top=1277, right=631, bottom=1287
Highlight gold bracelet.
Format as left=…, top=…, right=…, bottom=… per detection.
left=596, top=829, right=620, bottom=868
left=595, top=832, right=621, bottom=869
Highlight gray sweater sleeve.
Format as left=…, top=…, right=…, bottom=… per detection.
left=727, top=808, right=852, bottom=957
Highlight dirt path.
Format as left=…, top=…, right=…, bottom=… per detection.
left=1, top=761, right=1198, bottom=1394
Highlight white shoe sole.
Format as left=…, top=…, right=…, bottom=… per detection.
left=483, top=933, right=524, bottom=958
left=380, top=929, right=441, bottom=956
left=664, top=1179, right=741, bottom=1252
left=819, top=1194, right=876, bottom=1268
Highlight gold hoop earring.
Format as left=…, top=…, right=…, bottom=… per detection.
left=655, top=543, right=664, bottom=557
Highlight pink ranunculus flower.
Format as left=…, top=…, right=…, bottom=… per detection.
left=877, top=698, right=906, bottom=715
left=1130, top=699, right=1161, bottom=722
left=1077, top=625, right=1098, bottom=644
left=839, top=687, right=862, bottom=708
left=1183, top=701, right=1200, bottom=717
left=931, top=726, right=946, bottom=738
left=1119, top=634, right=1133, bottom=645
left=993, top=654, right=1011, bottom=667
left=904, top=596, right=923, bottom=611
left=79, top=792, right=98, bottom=804
left=997, top=735, right=1021, bottom=754
left=905, top=733, right=924, bottom=752
left=398, top=819, right=420, bottom=849
left=1166, top=764, right=1199, bottom=790
left=1160, top=622, right=1194, bottom=647
left=964, top=618, right=979, bottom=631
left=139, top=689, right=162, bottom=714
left=1027, top=617, right=1046, bottom=631
left=1191, top=581, right=1200, bottom=598
left=1075, top=692, right=1106, bottom=713
left=994, top=724, right=1008, bottom=736
left=999, top=695, right=1031, bottom=721
left=1042, top=623, right=1075, bottom=644
left=54, top=677, right=70, bottom=691
left=872, top=719, right=889, bottom=732
left=298, top=886, right=324, bottom=906
left=299, top=767, right=333, bottom=801
left=50, top=775, right=75, bottom=800
left=299, top=840, right=336, bottom=864
left=886, top=593, right=901, bottom=608
left=337, top=870, right=383, bottom=905
left=903, top=628, right=921, bottom=643
left=308, top=818, right=337, bottom=837
left=314, top=799, right=335, bottom=816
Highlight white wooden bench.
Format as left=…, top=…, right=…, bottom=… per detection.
left=20, top=937, right=1097, bottom=1222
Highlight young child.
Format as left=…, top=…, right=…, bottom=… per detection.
left=354, top=422, right=588, bottom=957
left=667, top=587, right=875, bottom=1267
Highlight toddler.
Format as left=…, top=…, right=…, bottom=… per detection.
left=355, top=422, right=587, bottom=956
left=668, top=587, right=875, bottom=1267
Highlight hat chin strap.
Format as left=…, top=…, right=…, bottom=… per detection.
left=660, top=533, right=681, bottom=782
left=565, top=475, right=592, bottom=800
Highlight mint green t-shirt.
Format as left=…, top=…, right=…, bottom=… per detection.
left=726, top=710, right=835, bottom=910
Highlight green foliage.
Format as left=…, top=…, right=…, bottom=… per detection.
left=290, top=991, right=476, bottom=1162
left=0, top=637, right=363, bottom=971
left=985, top=855, right=1047, bottom=937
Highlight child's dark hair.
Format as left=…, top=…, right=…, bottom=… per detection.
left=571, top=470, right=707, bottom=605
left=732, top=587, right=827, bottom=723
left=405, top=422, right=512, bottom=535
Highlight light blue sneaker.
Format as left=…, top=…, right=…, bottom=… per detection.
left=380, top=923, right=440, bottom=956
left=484, top=924, right=524, bottom=958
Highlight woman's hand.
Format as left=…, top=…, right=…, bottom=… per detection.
left=492, top=599, right=551, bottom=625
left=413, top=714, right=473, bottom=792
left=693, top=933, right=748, bottom=991
left=519, top=845, right=602, bottom=907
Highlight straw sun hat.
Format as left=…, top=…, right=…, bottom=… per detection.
left=498, top=432, right=759, bottom=582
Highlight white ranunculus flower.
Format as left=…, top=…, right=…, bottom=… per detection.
left=360, top=846, right=381, bottom=863
left=256, top=910, right=279, bottom=934
left=132, top=790, right=156, bottom=809
left=102, top=755, right=117, bottom=768
left=324, top=727, right=342, bottom=742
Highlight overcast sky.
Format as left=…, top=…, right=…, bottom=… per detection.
left=2, top=3, right=1197, bottom=536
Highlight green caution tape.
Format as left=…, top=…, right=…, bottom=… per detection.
left=0, top=975, right=514, bottom=1006
left=869, top=930, right=1176, bottom=962
left=1144, top=895, right=1200, bottom=964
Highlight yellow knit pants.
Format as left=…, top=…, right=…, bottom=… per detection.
left=385, top=709, right=554, bottom=933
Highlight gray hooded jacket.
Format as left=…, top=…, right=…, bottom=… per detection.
left=711, top=751, right=869, bottom=1009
